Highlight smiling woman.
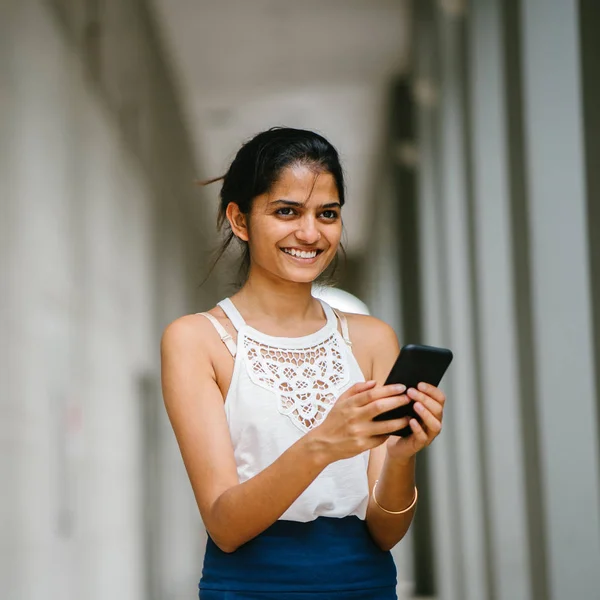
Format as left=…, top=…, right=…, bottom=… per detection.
left=226, top=162, right=343, bottom=284
left=200, top=127, right=347, bottom=285
left=161, top=127, right=447, bottom=599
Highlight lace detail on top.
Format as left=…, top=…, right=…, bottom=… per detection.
left=243, top=331, right=350, bottom=433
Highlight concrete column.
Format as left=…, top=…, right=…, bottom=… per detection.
left=467, top=1, right=533, bottom=599
left=436, top=4, right=490, bottom=599
left=520, top=0, right=600, bottom=598
left=579, top=0, right=600, bottom=466
left=414, top=3, right=461, bottom=599
left=0, top=2, right=18, bottom=593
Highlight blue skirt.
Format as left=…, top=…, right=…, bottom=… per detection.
left=199, top=516, right=397, bottom=599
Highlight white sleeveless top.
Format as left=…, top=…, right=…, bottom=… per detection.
left=200, top=298, right=370, bottom=523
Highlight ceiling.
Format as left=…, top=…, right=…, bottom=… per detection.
left=152, top=0, right=411, bottom=253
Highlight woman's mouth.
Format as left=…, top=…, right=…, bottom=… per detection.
left=280, top=247, right=323, bottom=263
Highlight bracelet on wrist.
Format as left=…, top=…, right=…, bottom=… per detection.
left=372, top=480, right=418, bottom=515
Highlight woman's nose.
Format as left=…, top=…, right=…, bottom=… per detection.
left=295, top=218, right=321, bottom=244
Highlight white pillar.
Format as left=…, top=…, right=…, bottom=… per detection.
left=414, top=6, right=461, bottom=600
left=468, top=1, right=533, bottom=599
left=436, top=5, right=490, bottom=600
left=520, top=1, right=600, bottom=598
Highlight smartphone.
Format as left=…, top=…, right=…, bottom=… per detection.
left=373, top=344, right=453, bottom=437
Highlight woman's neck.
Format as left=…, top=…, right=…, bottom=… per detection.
left=233, top=268, right=322, bottom=326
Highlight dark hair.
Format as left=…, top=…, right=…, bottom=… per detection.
left=200, top=127, right=346, bottom=283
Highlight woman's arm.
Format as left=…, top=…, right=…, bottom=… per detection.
left=161, top=315, right=408, bottom=553
left=161, top=315, right=327, bottom=552
left=365, top=446, right=416, bottom=551
left=349, top=317, right=445, bottom=551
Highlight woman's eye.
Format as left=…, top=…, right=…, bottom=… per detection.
left=276, top=207, right=296, bottom=216
left=321, top=210, right=339, bottom=220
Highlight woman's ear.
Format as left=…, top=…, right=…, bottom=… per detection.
left=225, top=202, right=249, bottom=242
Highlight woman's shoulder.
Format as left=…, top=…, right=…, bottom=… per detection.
left=336, top=310, right=399, bottom=349
left=336, top=311, right=400, bottom=383
left=160, top=306, right=229, bottom=360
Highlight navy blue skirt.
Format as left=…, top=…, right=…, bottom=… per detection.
left=199, top=516, right=397, bottom=599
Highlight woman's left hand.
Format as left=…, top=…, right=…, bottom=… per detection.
left=385, top=382, right=446, bottom=462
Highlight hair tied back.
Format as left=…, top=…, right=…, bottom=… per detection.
left=195, top=175, right=225, bottom=187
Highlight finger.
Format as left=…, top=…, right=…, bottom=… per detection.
left=341, top=380, right=377, bottom=402
left=407, top=387, right=443, bottom=419
left=413, top=401, right=442, bottom=436
left=367, top=434, right=391, bottom=449
left=352, top=383, right=407, bottom=408
left=417, top=382, right=446, bottom=405
left=409, top=418, right=430, bottom=446
left=363, top=392, right=410, bottom=419
left=369, top=416, right=411, bottom=436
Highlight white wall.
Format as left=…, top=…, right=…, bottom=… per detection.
left=1, top=3, right=206, bottom=599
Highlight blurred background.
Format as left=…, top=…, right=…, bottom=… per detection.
left=2, top=0, right=599, bottom=599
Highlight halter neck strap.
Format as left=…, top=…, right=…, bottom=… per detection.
left=218, top=297, right=338, bottom=334
left=331, top=307, right=352, bottom=348
left=217, top=298, right=247, bottom=331
left=318, top=299, right=338, bottom=329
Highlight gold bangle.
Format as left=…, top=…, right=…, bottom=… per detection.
left=372, top=480, right=418, bottom=515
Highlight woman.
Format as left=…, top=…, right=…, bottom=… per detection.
left=161, top=127, right=446, bottom=599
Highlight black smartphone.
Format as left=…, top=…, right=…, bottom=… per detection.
left=373, top=344, right=453, bottom=437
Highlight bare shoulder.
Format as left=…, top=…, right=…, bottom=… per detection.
left=342, top=312, right=399, bottom=349
left=160, top=309, right=226, bottom=363
left=161, top=314, right=206, bottom=350
left=337, top=311, right=400, bottom=381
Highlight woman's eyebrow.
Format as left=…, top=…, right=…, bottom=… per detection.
left=271, top=199, right=303, bottom=207
left=270, top=199, right=341, bottom=209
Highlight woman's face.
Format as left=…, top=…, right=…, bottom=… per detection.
left=239, top=164, right=343, bottom=284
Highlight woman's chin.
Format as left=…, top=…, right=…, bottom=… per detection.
left=278, top=266, right=322, bottom=284
left=286, top=272, right=319, bottom=284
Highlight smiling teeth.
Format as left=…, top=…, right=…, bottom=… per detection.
left=283, top=248, right=318, bottom=259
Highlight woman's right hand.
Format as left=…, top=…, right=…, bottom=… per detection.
left=307, top=381, right=411, bottom=464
